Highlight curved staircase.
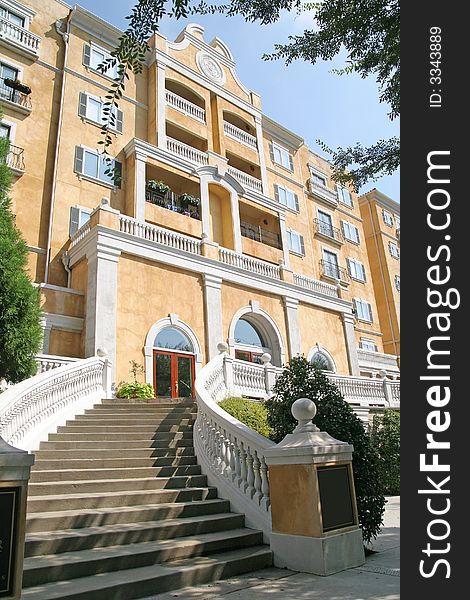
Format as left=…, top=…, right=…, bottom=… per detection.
left=21, top=399, right=272, bottom=599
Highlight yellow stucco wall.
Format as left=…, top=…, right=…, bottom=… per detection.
left=48, top=330, right=83, bottom=358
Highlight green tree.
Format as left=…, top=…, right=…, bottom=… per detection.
left=100, top=0, right=399, bottom=188
left=0, top=133, right=43, bottom=383
left=265, top=356, right=385, bottom=544
left=370, top=409, right=400, bottom=495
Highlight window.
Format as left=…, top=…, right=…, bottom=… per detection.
left=310, top=170, right=327, bottom=187
left=235, top=319, right=265, bottom=348
left=269, top=141, right=294, bottom=171
left=287, top=229, right=305, bottom=255
left=78, top=92, right=123, bottom=133
left=389, top=241, right=400, bottom=259
left=383, top=209, right=394, bottom=226
left=353, top=299, right=373, bottom=323
left=0, top=62, right=18, bottom=82
left=323, top=250, right=340, bottom=279
left=310, top=350, right=335, bottom=372
left=395, top=216, right=400, bottom=229
left=83, top=43, right=118, bottom=79
left=74, top=146, right=121, bottom=187
left=359, top=338, right=378, bottom=352
left=0, top=122, right=11, bottom=139
left=317, top=210, right=334, bottom=237
left=155, top=327, right=193, bottom=352
left=341, top=220, right=360, bottom=244
left=274, top=184, right=299, bottom=211
left=336, top=184, right=353, bottom=208
left=0, top=6, right=25, bottom=27
left=347, top=258, right=366, bottom=282
left=395, top=275, right=400, bottom=291
left=69, top=206, right=91, bottom=237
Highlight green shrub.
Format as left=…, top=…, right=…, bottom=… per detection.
left=370, top=409, right=400, bottom=495
left=265, top=355, right=385, bottom=544
left=218, top=397, right=274, bottom=439
left=115, top=382, right=155, bottom=399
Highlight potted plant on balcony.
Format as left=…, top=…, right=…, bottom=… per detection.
left=178, top=193, right=200, bottom=217
left=3, top=79, right=32, bottom=95
left=146, top=180, right=170, bottom=204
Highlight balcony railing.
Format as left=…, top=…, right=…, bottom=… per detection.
left=309, top=179, right=339, bottom=206
left=227, top=166, right=263, bottom=193
left=0, top=78, right=32, bottom=110
left=313, top=218, right=344, bottom=244
left=165, top=90, right=205, bottom=123
left=223, top=121, right=257, bottom=149
left=219, top=247, right=281, bottom=280
left=293, top=273, right=339, bottom=299
left=5, top=144, right=25, bottom=172
left=166, top=137, right=209, bottom=166
left=0, top=17, right=41, bottom=56
left=240, top=220, right=282, bottom=250
left=320, top=259, right=350, bottom=284
left=145, top=187, right=200, bottom=219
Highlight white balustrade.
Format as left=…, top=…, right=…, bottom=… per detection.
left=219, top=247, right=281, bottom=280
left=194, top=353, right=275, bottom=539
left=35, top=354, right=78, bottom=373
left=293, top=273, right=339, bottom=298
left=69, top=220, right=91, bottom=248
left=166, top=137, right=209, bottom=165
left=120, top=215, right=202, bottom=255
left=227, top=166, right=263, bottom=193
left=0, top=17, right=41, bottom=56
left=329, top=373, right=400, bottom=407
left=166, top=90, right=205, bottom=123
left=223, top=121, right=257, bottom=149
left=0, top=356, right=111, bottom=450
left=308, top=179, right=339, bottom=206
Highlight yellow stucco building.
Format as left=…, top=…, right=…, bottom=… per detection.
left=1, top=0, right=399, bottom=395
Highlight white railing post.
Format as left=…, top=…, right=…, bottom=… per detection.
left=380, top=370, right=393, bottom=406
left=261, top=353, right=277, bottom=395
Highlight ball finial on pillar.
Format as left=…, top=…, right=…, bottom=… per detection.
left=292, top=397, right=318, bottom=433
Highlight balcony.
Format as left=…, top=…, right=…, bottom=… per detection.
left=145, top=187, right=200, bottom=220
left=223, top=121, right=257, bottom=149
left=165, top=90, right=205, bottom=123
left=308, top=179, right=338, bottom=207
left=240, top=220, right=282, bottom=250
left=320, top=259, right=350, bottom=285
left=166, top=136, right=208, bottom=166
left=5, top=144, right=25, bottom=174
left=228, top=166, right=263, bottom=193
left=313, top=218, right=344, bottom=245
left=0, top=17, right=41, bottom=58
left=0, top=77, right=32, bottom=114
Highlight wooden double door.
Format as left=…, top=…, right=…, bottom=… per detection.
left=153, top=350, right=195, bottom=398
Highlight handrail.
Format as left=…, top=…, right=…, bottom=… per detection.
left=227, top=166, right=263, bottom=193
left=293, top=273, right=339, bottom=298
left=35, top=354, right=79, bottom=373
left=194, top=353, right=275, bottom=539
left=165, top=90, right=205, bottom=123
left=166, top=137, right=208, bottom=165
left=223, top=121, right=257, bottom=148
left=0, top=356, right=111, bottom=450
left=0, top=16, right=41, bottom=55
left=0, top=77, right=32, bottom=109
left=313, top=218, right=344, bottom=244
left=219, top=247, right=281, bottom=280
left=5, top=144, right=25, bottom=171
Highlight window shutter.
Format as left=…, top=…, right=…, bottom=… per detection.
left=336, top=183, right=342, bottom=202
left=69, top=207, right=80, bottom=237
left=274, top=184, right=280, bottom=203
left=74, top=146, right=84, bottom=174
left=78, top=92, right=88, bottom=118
left=299, top=235, right=305, bottom=256
left=115, top=108, right=123, bottom=134
left=83, top=44, right=91, bottom=67
left=355, top=226, right=360, bottom=244
left=347, top=258, right=352, bottom=277
left=269, top=143, right=275, bottom=163
left=114, top=160, right=122, bottom=188
left=288, top=153, right=294, bottom=171
left=294, top=193, right=300, bottom=212
left=367, top=303, right=373, bottom=322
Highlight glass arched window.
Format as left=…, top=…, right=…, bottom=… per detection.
left=310, top=350, right=335, bottom=372
left=154, top=327, right=193, bottom=352
left=234, top=318, right=265, bottom=348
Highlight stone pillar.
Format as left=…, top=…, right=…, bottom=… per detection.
left=156, top=61, right=166, bottom=149
left=40, top=316, right=52, bottom=354
left=0, top=437, right=34, bottom=599
left=255, top=115, right=269, bottom=196
left=203, top=274, right=223, bottom=360
left=230, top=189, right=242, bottom=254
left=85, top=245, right=121, bottom=381
left=265, top=398, right=365, bottom=576
left=134, top=150, right=147, bottom=221
left=284, top=297, right=301, bottom=359
left=342, top=312, right=360, bottom=376
left=278, top=212, right=291, bottom=269
left=199, top=176, right=211, bottom=239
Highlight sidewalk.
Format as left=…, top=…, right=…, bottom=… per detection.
left=145, top=496, right=400, bottom=600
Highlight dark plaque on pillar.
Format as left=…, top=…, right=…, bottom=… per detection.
left=317, top=465, right=355, bottom=532
left=0, top=487, right=19, bottom=598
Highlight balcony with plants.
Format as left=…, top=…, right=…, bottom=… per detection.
left=0, top=77, right=32, bottom=113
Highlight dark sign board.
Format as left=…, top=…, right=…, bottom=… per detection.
left=317, top=465, right=355, bottom=532
left=0, top=487, right=19, bottom=598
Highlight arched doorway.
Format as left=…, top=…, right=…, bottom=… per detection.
left=153, top=326, right=195, bottom=398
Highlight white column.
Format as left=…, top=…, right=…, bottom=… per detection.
left=342, top=312, right=360, bottom=376
left=157, top=62, right=166, bottom=150
left=85, top=245, right=121, bottom=380
left=199, top=175, right=211, bottom=238
left=283, top=297, right=301, bottom=358
left=278, top=212, right=291, bottom=269
left=230, top=189, right=242, bottom=253
left=255, top=115, right=268, bottom=196
left=135, top=150, right=147, bottom=221
left=40, top=317, right=52, bottom=354
left=203, top=274, right=224, bottom=360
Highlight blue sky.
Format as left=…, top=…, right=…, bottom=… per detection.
left=75, top=1, right=400, bottom=201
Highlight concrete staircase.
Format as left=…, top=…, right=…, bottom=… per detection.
left=22, top=399, right=272, bottom=599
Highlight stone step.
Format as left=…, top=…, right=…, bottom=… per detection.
left=27, top=486, right=218, bottom=513
left=24, top=513, right=246, bottom=559
left=56, top=424, right=194, bottom=434
left=30, top=465, right=202, bottom=482
left=28, top=474, right=208, bottom=496
left=68, top=417, right=196, bottom=426
left=21, top=544, right=271, bottom=599
left=86, top=407, right=197, bottom=414
left=33, top=456, right=198, bottom=469
left=46, top=431, right=193, bottom=442
left=26, top=499, right=231, bottom=533
left=100, top=399, right=196, bottom=406
left=35, top=447, right=195, bottom=458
